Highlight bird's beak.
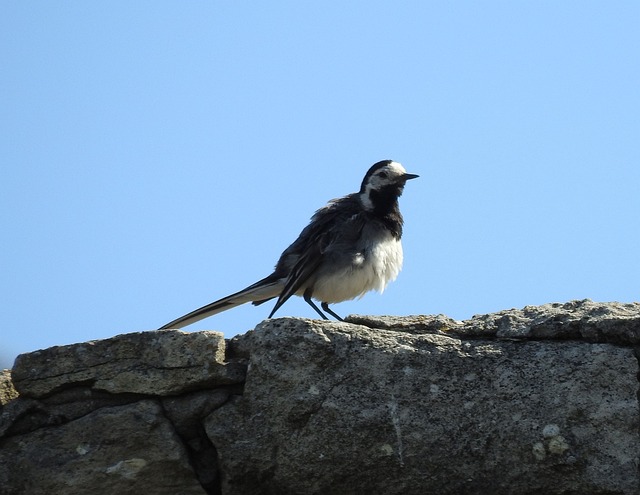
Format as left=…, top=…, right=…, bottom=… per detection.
left=402, top=173, right=419, bottom=181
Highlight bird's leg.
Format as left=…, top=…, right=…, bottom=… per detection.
left=321, top=302, right=344, bottom=321
left=303, top=290, right=329, bottom=320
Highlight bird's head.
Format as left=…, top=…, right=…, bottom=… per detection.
left=359, top=160, right=418, bottom=212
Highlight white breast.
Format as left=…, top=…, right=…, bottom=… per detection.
left=311, top=234, right=404, bottom=304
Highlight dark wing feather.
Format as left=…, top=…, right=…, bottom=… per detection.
left=267, top=239, right=323, bottom=317
left=267, top=194, right=361, bottom=317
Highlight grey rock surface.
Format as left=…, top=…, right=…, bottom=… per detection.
left=206, top=316, right=639, bottom=495
left=348, top=299, right=640, bottom=344
left=11, top=329, right=245, bottom=397
left=0, top=400, right=206, bottom=495
left=0, top=300, right=638, bottom=495
left=0, top=369, right=18, bottom=407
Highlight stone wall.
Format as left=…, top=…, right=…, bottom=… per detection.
left=1, top=300, right=639, bottom=494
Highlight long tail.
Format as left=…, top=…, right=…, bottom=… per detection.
left=158, top=274, right=282, bottom=329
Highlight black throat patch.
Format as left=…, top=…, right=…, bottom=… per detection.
left=368, top=184, right=405, bottom=238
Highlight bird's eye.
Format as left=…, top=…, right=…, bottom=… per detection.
left=378, top=171, right=388, bottom=178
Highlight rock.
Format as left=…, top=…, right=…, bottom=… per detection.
left=162, top=388, right=231, bottom=439
left=162, top=389, right=233, bottom=492
left=0, top=369, right=18, bottom=406
left=1, top=301, right=639, bottom=494
left=0, top=400, right=206, bottom=495
left=461, top=300, right=640, bottom=343
left=0, top=387, right=144, bottom=438
left=349, top=300, right=640, bottom=345
left=205, top=316, right=639, bottom=495
left=346, top=313, right=460, bottom=334
left=11, top=329, right=246, bottom=398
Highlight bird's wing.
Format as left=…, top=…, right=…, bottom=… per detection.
left=268, top=196, right=364, bottom=317
left=267, top=236, right=324, bottom=317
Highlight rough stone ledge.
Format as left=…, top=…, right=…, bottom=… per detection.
left=347, top=299, right=640, bottom=345
left=0, top=300, right=638, bottom=495
left=11, top=329, right=247, bottom=398
left=211, top=312, right=640, bottom=495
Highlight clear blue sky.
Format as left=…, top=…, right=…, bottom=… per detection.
left=2, top=2, right=638, bottom=369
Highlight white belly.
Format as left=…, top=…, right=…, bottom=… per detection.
left=311, top=235, right=404, bottom=304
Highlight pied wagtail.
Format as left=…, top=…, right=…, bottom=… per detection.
left=159, top=160, right=418, bottom=329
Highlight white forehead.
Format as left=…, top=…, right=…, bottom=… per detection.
left=385, top=161, right=407, bottom=175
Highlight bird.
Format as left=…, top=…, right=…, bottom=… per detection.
left=159, top=160, right=418, bottom=329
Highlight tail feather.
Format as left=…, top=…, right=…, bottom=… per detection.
left=159, top=276, right=282, bottom=329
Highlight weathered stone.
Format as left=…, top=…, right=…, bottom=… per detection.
left=461, top=299, right=640, bottom=343
left=0, top=396, right=40, bottom=438
left=0, top=369, right=18, bottom=406
left=0, top=400, right=206, bottom=495
left=162, top=388, right=231, bottom=439
left=349, top=300, right=640, bottom=345
left=346, top=313, right=461, bottom=334
left=205, top=317, right=639, bottom=495
left=162, top=389, right=231, bottom=492
left=12, top=330, right=246, bottom=398
left=1, top=301, right=639, bottom=494
left=0, top=387, right=145, bottom=438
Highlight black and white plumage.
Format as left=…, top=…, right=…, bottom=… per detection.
left=159, top=160, right=418, bottom=329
